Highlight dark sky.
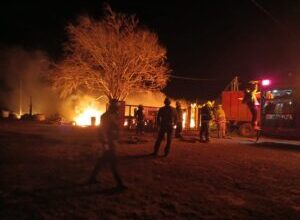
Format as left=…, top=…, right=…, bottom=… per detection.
left=1, top=0, right=300, bottom=101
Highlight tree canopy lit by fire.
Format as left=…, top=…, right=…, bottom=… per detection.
left=51, top=5, right=170, bottom=102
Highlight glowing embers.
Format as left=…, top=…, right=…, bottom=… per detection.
left=74, top=107, right=102, bottom=126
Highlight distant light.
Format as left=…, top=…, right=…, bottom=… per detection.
left=272, top=90, right=278, bottom=93
left=262, top=79, right=271, bottom=86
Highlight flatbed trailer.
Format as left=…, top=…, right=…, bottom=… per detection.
left=221, top=91, right=260, bottom=137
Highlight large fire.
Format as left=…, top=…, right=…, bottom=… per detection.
left=74, top=107, right=103, bottom=126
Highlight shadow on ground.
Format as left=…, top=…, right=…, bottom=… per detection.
left=253, top=142, right=300, bottom=152
left=2, top=183, right=126, bottom=206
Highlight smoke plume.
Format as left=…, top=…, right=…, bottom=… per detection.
left=0, top=47, right=59, bottom=116
left=125, top=91, right=167, bottom=107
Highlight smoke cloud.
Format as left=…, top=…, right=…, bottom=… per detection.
left=125, top=91, right=190, bottom=109
left=125, top=91, right=167, bottom=107
left=0, top=47, right=59, bottom=116
left=0, top=47, right=191, bottom=122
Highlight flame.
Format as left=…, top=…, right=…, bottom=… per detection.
left=190, top=119, right=196, bottom=128
left=182, top=111, right=186, bottom=128
left=190, top=103, right=197, bottom=128
left=74, top=107, right=102, bottom=126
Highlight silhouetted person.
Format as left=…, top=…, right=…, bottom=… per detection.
left=243, top=81, right=260, bottom=130
left=175, top=101, right=183, bottom=138
left=152, top=97, right=177, bottom=157
left=88, top=99, right=127, bottom=190
left=135, top=105, right=145, bottom=135
left=200, top=101, right=214, bottom=142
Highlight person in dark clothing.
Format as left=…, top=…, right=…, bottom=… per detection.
left=200, top=101, right=214, bottom=143
left=152, top=97, right=177, bottom=157
left=88, top=99, right=127, bottom=190
left=243, top=81, right=260, bottom=130
left=175, top=101, right=183, bottom=138
left=135, top=105, right=145, bottom=135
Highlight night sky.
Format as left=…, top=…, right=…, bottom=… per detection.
left=1, top=0, right=300, bottom=101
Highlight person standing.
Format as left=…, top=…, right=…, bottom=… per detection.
left=243, top=81, right=260, bottom=130
left=152, top=97, right=177, bottom=157
left=135, top=105, right=145, bottom=135
left=88, top=99, right=127, bottom=190
left=175, top=101, right=183, bottom=138
left=215, top=104, right=226, bottom=138
left=200, top=101, right=214, bottom=143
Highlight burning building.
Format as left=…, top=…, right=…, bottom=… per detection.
left=123, top=102, right=201, bottom=131
left=61, top=91, right=201, bottom=130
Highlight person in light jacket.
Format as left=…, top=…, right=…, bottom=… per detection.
left=215, top=104, right=226, bottom=138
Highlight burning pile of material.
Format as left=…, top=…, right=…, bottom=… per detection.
left=74, top=106, right=102, bottom=126
left=60, top=95, right=106, bottom=126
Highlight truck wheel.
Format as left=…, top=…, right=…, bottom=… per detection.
left=238, top=123, right=255, bottom=137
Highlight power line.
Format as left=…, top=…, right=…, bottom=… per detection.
left=170, top=75, right=218, bottom=81
left=249, top=0, right=296, bottom=38
left=250, top=0, right=283, bottom=27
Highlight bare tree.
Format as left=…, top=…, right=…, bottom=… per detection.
left=51, top=6, right=170, bottom=101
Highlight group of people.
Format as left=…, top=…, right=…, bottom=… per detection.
left=88, top=97, right=230, bottom=190
left=133, top=101, right=183, bottom=138
left=87, top=80, right=260, bottom=191
left=200, top=101, right=227, bottom=142
left=152, top=98, right=227, bottom=155
left=133, top=98, right=182, bottom=157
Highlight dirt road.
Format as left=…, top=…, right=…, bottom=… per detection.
left=1, top=122, right=299, bottom=219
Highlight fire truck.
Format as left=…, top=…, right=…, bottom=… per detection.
left=222, top=76, right=300, bottom=139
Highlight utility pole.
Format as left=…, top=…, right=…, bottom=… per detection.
left=29, top=96, right=32, bottom=116
left=19, top=78, right=22, bottom=117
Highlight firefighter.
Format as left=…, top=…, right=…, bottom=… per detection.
left=243, top=81, right=260, bottom=130
left=135, top=105, right=145, bottom=135
left=175, top=101, right=183, bottom=138
left=200, top=101, right=214, bottom=143
left=152, top=97, right=177, bottom=157
left=88, top=99, right=127, bottom=191
left=215, top=104, right=226, bottom=138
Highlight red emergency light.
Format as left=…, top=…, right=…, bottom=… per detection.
left=261, top=79, right=271, bottom=86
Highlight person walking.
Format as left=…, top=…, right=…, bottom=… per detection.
left=175, top=101, right=183, bottom=138
left=200, top=101, right=214, bottom=143
left=88, top=99, right=127, bottom=190
left=215, top=104, right=226, bottom=138
left=152, top=97, right=177, bottom=157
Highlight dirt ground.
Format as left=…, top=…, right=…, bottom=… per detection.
left=0, top=121, right=299, bottom=220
